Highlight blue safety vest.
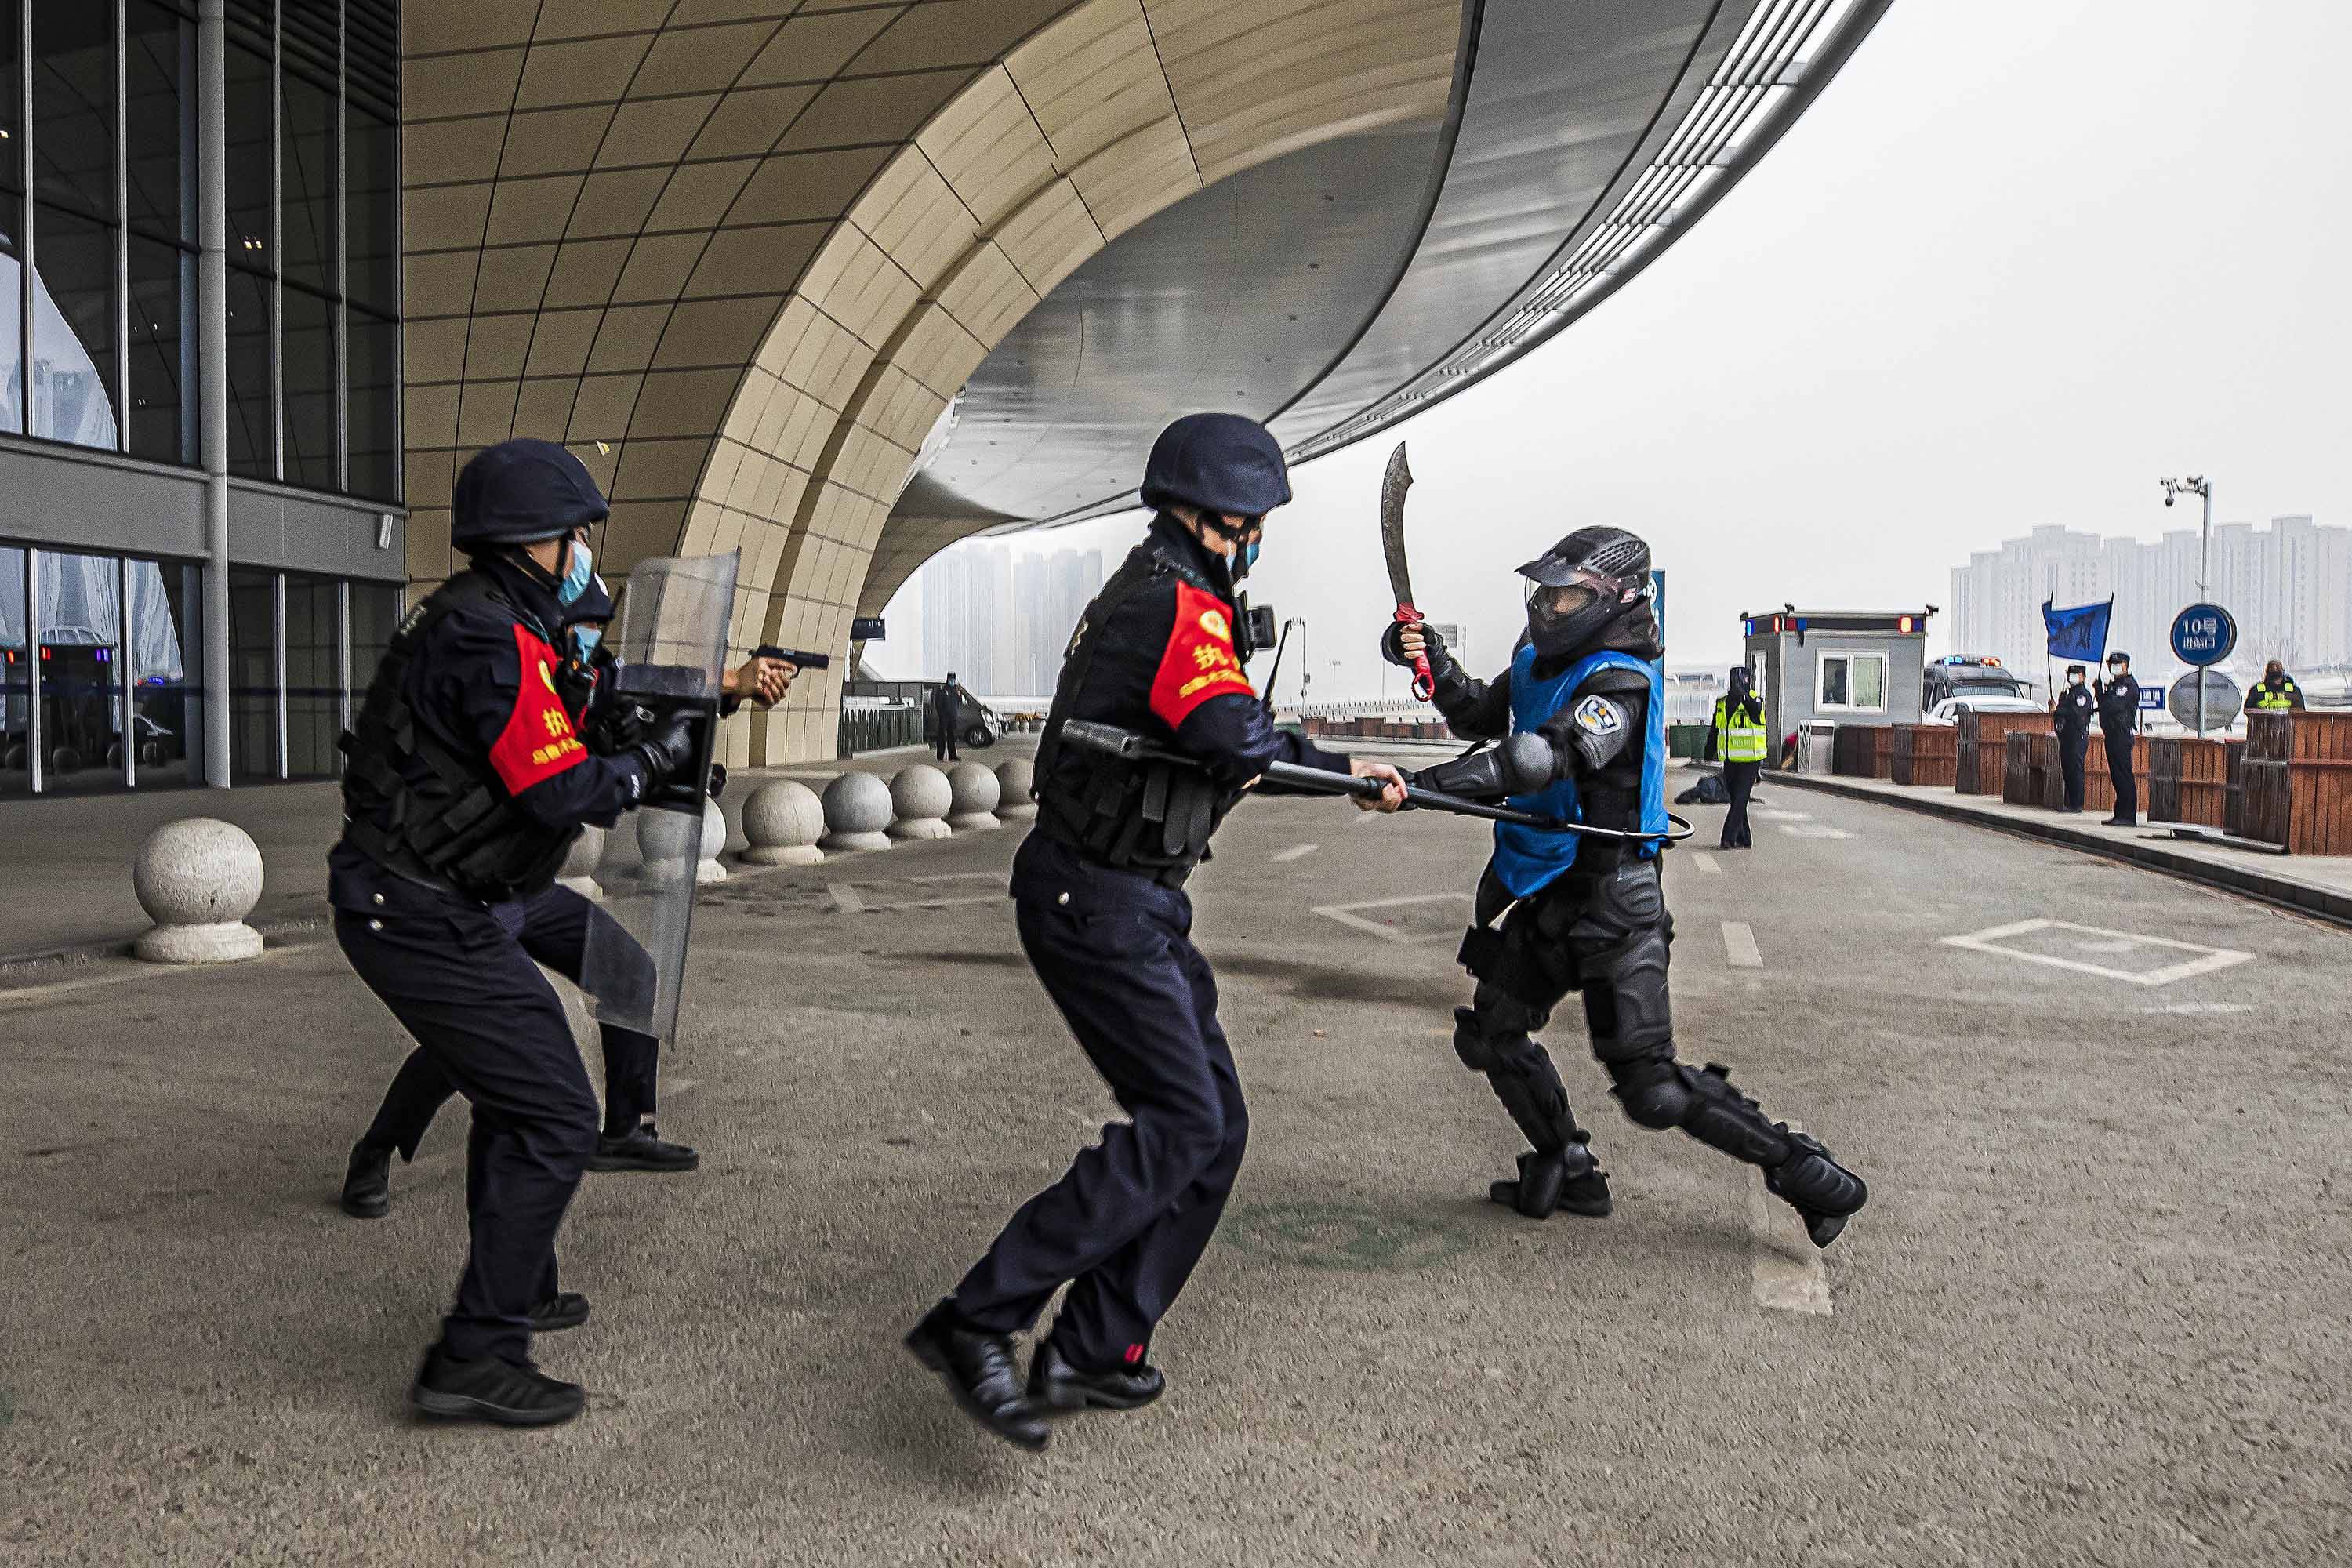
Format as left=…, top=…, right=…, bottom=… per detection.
left=1490, top=644, right=1668, bottom=897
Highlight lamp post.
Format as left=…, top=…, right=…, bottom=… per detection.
left=2159, top=475, right=2214, bottom=735
left=1283, top=617, right=1309, bottom=710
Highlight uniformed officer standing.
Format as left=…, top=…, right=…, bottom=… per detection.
left=906, top=414, right=1406, bottom=1452
left=2245, top=660, right=2304, bottom=715
left=332, top=438, right=708, bottom=1428
left=2093, top=651, right=2141, bottom=826
left=337, top=577, right=790, bottom=1218
left=2051, top=664, right=2096, bottom=813
left=1390, top=528, right=1867, bottom=1244
left=1702, top=667, right=1767, bottom=848
left=932, top=673, right=964, bottom=761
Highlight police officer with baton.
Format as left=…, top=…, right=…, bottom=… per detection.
left=905, top=414, right=1406, bottom=1452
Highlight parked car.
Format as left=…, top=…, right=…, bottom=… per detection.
left=1924, top=694, right=2045, bottom=726
left=923, top=684, right=1000, bottom=750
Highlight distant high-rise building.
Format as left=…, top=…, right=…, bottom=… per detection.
left=1949, top=514, right=2350, bottom=686
left=917, top=541, right=1105, bottom=697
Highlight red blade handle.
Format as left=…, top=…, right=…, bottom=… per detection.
left=1394, top=603, right=1434, bottom=702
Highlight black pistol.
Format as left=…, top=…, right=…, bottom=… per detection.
left=753, top=644, right=830, bottom=670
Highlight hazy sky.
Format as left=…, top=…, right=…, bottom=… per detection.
left=880, top=0, right=2352, bottom=699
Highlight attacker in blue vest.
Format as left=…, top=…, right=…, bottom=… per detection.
left=1386, top=528, right=1867, bottom=1247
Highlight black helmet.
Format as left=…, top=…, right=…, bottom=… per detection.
left=1728, top=665, right=1752, bottom=695
left=562, top=573, right=615, bottom=627
left=452, top=438, right=609, bottom=550
left=1516, top=526, right=1657, bottom=662
left=1139, top=412, right=1290, bottom=519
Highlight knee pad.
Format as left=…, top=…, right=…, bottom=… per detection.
left=1451, top=983, right=1551, bottom=1073
left=1608, top=1055, right=1689, bottom=1130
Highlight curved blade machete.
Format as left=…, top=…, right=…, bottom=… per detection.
left=1380, top=442, right=1434, bottom=701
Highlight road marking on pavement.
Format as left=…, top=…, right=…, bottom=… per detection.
left=1352, top=808, right=1382, bottom=826
left=2140, top=1001, right=2256, bottom=1014
left=1721, top=921, right=1762, bottom=967
left=828, top=882, right=865, bottom=913
left=1778, top=823, right=1852, bottom=840
left=1941, top=918, right=2256, bottom=986
left=1272, top=844, right=1319, bottom=864
left=1311, top=892, right=1475, bottom=944
left=1752, top=809, right=1812, bottom=821
left=827, top=872, right=1005, bottom=913
left=1690, top=853, right=1723, bottom=875
left=1749, top=1137, right=1832, bottom=1316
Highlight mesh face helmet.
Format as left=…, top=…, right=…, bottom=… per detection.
left=1516, top=526, right=1656, bottom=661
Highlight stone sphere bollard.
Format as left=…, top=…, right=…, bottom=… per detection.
left=557, top=824, right=605, bottom=898
left=820, top=771, right=895, bottom=853
left=994, top=756, right=1036, bottom=821
left=946, top=760, right=1002, bottom=831
left=132, top=818, right=265, bottom=963
left=742, top=780, right=826, bottom=866
left=888, top=764, right=953, bottom=840
left=635, top=807, right=705, bottom=887
left=695, top=800, right=729, bottom=884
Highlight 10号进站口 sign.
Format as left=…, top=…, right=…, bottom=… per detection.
left=2169, top=603, right=2237, bottom=668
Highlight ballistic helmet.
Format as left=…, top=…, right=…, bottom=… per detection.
left=1139, top=413, right=1290, bottom=520
left=452, top=438, right=609, bottom=550
left=1516, top=526, right=1657, bottom=662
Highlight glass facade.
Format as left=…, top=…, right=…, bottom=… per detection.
left=0, top=0, right=400, bottom=499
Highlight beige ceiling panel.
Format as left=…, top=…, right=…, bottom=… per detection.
left=685, top=84, right=818, bottom=162
left=775, top=69, right=964, bottom=155
left=405, top=180, right=495, bottom=252
left=629, top=20, right=778, bottom=98
left=499, top=105, right=621, bottom=178
left=1007, top=1, right=1171, bottom=168
left=531, top=0, right=677, bottom=41
left=521, top=308, right=604, bottom=378
left=655, top=294, right=787, bottom=370
left=728, top=145, right=896, bottom=227
left=720, top=448, right=768, bottom=514
left=611, top=232, right=709, bottom=303
left=405, top=117, right=506, bottom=187
left=1066, top=114, right=1197, bottom=241
left=463, top=313, right=537, bottom=381
left=737, top=8, right=904, bottom=86
left=405, top=314, right=469, bottom=385
left=628, top=369, right=742, bottom=439
left=850, top=157, right=976, bottom=292
left=796, top=227, right=913, bottom=348
left=455, top=379, right=521, bottom=446
left=403, top=249, right=481, bottom=318
left=597, top=96, right=722, bottom=169
left=568, top=375, right=644, bottom=444
left=567, top=167, right=670, bottom=239
left=406, top=383, right=460, bottom=452
left=933, top=241, right=1036, bottom=347
left=599, top=500, right=691, bottom=576
left=685, top=222, right=824, bottom=299
left=405, top=45, right=525, bottom=122
left=403, top=508, right=452, bottom=583
left=586, top=303, right=674, bottom=373
left=645, top=158, right=761, bottom=233
left=670, top=0, right=806, bottom=27
left=749, top=294, right=819, bottom=377
left=472, top=244, right=559, bottom=312
left=485, top=173, right=584, bottom=245
left=609, top=437, right=713, bottom=502
left=989, top=176, right=1102, bottom=299
left=570, top=437, right=620, bottom=495
left=723, top=365, right=782, bottom=444
left=833, top=425, right=914, bottom=505
left=406, top=0, right=539, bottom=55
left=889, top=303, right=990, bottom=402
left=514, top=34, right=655, bottom=111
left=915, top=67, right=1057, bottom=228
left=848, top=0, right=1051, bottom=76
left=860, top=364, right=942, bottom=453
left=406, top=449, right=457, bottom=506
left=510, top=377, right=580, bottom=441
left=542, top=238, right=635, bottom=307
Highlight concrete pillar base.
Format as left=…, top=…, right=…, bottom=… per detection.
left=887, top=818, right=952, bottom=840
left=821, top=830, right=893, bottom=854
left=947, top=811, right=1002, bottom=832
left=743, top=844, right=825, bottom=866
left=135, top=921, right=264, bottom=964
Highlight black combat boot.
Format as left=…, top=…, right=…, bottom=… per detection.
left=1027, top=1338, right=1165, bottom=1414
left=408, top=1345, right=584, bottom=1427
left=339, top=1140, right=391, bottom=1219
left=1764, top=1129, right=1869, bottom=1248
left=528, top=1293, right=591, bottom=1333
left=1489, top=1138, right=1612, bottom=1220
left=904, top=1300, right=1050, bottom=1452
left=588, top=1123, right=699, bottom=1173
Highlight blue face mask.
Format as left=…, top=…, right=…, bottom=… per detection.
left=570, top=626, right=602, bottom=662
left=558, top=539, right=594, bottom=606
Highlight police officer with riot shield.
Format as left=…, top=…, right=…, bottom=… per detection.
left=1388, top=528, right=1867, bottom=1246
left=331, top=438, right=712, bottom=1427
left=906, top=414, right=1406, bottom=1452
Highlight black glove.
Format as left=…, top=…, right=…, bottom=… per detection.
left=630, top=708, right=701, bottom=784
left=1379, top=618, right=1450, bottom=671
left=586, top=698, right=651, bottom=757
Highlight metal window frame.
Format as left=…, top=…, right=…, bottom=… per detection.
left=270, top=564, right=285, bottom=777
left=114, top=0, right=129, bottom=455
left=24, top=545, right=40, bottom=792
left=267, top=0, right=281, bottom=481
left=119, top=550, right=136, bottom=786
left=335, top=572, right=349, bottom=739
left=333, top=3, right=345, bottom=494
left=17, top=0, right=32, bottom=438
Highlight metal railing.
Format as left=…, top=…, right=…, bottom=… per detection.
left=838, top=704, right=923, bottom=755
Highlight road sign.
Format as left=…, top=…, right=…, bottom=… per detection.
left=2169, top=604, right=2237, bottom=667
left=2168, top=670, right=2240, bottom=728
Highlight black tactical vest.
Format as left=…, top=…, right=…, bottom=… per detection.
left=1033, top=543, right=1243, bottom=888
left=338, top=572, right=579, bottom=903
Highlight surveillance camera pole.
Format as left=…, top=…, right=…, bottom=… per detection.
left=2159, top=475, right=2215, bottom=735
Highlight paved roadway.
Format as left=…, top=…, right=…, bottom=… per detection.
left=3, top=779, right=2347, bottom=1565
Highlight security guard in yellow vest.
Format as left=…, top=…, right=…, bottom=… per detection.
left=1704, top=667, right=1768, bottom=848
left=2245, top=661, right=2305, bottom=714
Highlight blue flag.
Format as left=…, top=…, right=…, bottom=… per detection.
left=2043, top=597, right=2112, bottom=662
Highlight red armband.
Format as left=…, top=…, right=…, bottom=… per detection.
left=1149, top=581, right=1256, bottom=729
left=488, top=624, right=590, bottom=794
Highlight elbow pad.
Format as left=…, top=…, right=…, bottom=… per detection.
left=1410, top=733, right=1559, bottom=800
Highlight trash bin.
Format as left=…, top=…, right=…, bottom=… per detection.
left=1798, top=721, right=1837, bottom=775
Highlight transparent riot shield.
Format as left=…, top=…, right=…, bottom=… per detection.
left=582, top=550, right=739, bottom=1043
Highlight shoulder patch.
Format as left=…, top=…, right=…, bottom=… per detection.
left=1572, top=695, right=1624, bottom=738
left=1149, top=580, right=1255, bottom=730
left=489, top=623, right=590, bottom=794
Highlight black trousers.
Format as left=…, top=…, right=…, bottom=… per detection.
left=935, top=725, right=960, bottom=762
left=1720, top=761, right=1759, bottom=848
left=336, top=884, right=607, bottom=1364
left=2103, top=729, right=2137, bottom=822
left=358, top=885, right=661, bottom=1156
left=2057, top=728, right=2089, bottom=812
left=953, top=833, right=1246, bottom=1372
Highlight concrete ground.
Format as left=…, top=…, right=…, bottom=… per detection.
left=4, top=779, right=2349, bottom=1564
